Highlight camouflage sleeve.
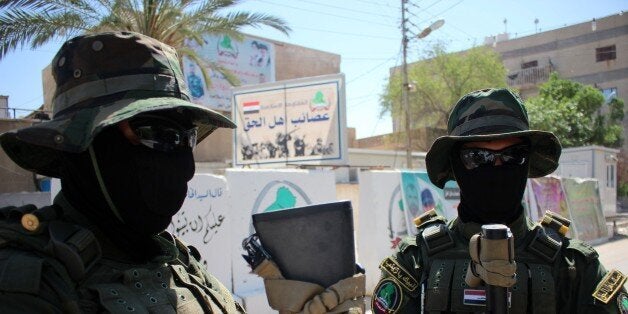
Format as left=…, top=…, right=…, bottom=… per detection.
left=559, top=240, right=627, bottom=314
left=371, top=237, right=423, bottom=314
left=0, top=248, right=77, bottom=313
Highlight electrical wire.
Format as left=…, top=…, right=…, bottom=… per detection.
left=258, top=0, right=398, bottom=29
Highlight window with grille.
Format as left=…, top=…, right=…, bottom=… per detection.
left=521, top=60, right=538, bottom=69
left=596, top=45, right=616, bottom=62
left=607, top=164, right=616, bottom=188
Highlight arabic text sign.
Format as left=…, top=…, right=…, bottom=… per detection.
left=233, top=74, right=346, bottom=166
left=183, top=34, right=276, bottom=111
left=167, top=174, right=232, bottom=290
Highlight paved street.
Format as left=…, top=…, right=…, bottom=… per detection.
left=595, top=225, right=628, bottom=275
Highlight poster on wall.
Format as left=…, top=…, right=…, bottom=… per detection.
left=166, top=174, right=232, bottom=290
left=399, top=171, right=459, bottom=236
left=529, top=176, right=570, bottom=224
left=561, top=177, right=608, bottom=242
left=232, top=74, right=347, bottom=166
left=357, top=170, right=459, bottom=293
left=182, top=34, right=276, bottom=111
left=225, top=169, right=337, bottom=300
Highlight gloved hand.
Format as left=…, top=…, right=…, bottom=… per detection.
left=465, top=232, right=517, bottom=288
left=252, top=260, right=365, bottom=313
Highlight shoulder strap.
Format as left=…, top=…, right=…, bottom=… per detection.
left=526, top=225, right=563, bottom=263
left=525, top=210, right=572, bottom=263
left=415, top=210, right=454, bottom=257
left=0, top=205, right=101, bottom=282
left=564, top=238, right=599, bottom=263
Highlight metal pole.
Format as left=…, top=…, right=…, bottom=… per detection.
left=401, top=0, right=413, bottom=169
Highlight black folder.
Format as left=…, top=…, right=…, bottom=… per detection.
left=251, top=200, right=356, bottom=288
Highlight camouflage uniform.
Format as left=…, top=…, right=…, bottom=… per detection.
left=375, top=212, right=625, bottom=313
left=0, top=194, right=243, bottom=313
left=0, top=32, right=243, bottom=313
left=373, top=89, right=627, bottom=313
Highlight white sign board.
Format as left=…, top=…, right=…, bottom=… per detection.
left=357, top=171, right=404, bottom=292
left=183, top=34, right=276, bottom=111
left=232, top=74, right=347, bottom=166
left=226, top=168, right=337, bottom=303
left=166, top=174, right=233, bottom=289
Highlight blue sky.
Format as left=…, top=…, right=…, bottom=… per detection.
left=0, top=0, right=625, bottom=139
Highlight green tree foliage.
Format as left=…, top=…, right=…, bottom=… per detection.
left=0, top=0, right=291, bottom=86
left=380, top=43, right=508, bottom=133
left=525, top=72, right=624, bottom=148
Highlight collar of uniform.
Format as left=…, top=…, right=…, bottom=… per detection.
left=455, top=208, right=533, bottom=245
left=54, top=191, right=179, bottom=264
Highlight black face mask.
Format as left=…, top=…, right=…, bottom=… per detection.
left=451, top=149, right=528, bottom=225
left=94, top=124, right=195, bottom=235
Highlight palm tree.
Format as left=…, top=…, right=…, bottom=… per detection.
left=0, top=0, right=291, bottom=86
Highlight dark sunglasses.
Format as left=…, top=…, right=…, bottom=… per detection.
left=458, top=144, right=530, bottom=170
left=128, top=115, right=198, bottom=153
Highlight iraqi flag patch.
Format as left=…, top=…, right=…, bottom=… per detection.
left=463, top=289, right=486, bottom=306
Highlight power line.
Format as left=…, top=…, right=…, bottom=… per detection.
left=354, top=0, right=401, bottom=10
left=289, top=0, right=398, bottom=20
left=259, top=0, right=398, bottom=29
left=290, top=25, right=398, bottom=40
left=347, top=55, right=398, bottom=85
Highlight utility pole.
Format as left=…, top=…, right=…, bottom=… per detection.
left=401, top=0, right=413, bottom=169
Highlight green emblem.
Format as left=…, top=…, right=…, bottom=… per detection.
left=313, top=91, right=325, bottom=104
left=220, top=36, right=233, bottom=50
left=264, top=187, right=297, bottom=212
left=372, top=279, right=402, bottom=313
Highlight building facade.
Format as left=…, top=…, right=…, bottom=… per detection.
left=493, top=13, right=627, bottom=148
left=1, top=35, right=340, bottom=193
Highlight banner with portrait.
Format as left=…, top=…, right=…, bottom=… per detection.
left=399, top=171, right=460, bottom=236
left=182, top=34, right=276, bottom=111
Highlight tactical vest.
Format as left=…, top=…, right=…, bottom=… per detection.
left=0, top=204, right=243, bottom=313
left=411, top=211, right=584, bottom=314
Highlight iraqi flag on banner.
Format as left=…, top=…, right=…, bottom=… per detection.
left=243, top=101, right=260, bottom=114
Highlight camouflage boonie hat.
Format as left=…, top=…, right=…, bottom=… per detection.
left=426, top=88, right=561, bottom=188
left=0, top=31, right=235, bottom=178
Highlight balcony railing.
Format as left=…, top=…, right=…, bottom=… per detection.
left=507, top=65, right=553, bottom=87
left=0, top=107, right=51, bottom=120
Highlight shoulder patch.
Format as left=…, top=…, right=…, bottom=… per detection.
left=379, top=257, right=419, bottom=293
left=372, top=279, right=403, bottom=314
left=592, top=269, right=627, bottom=304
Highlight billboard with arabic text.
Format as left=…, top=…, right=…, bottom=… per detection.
left=232, top=74, right=347, bottom=166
